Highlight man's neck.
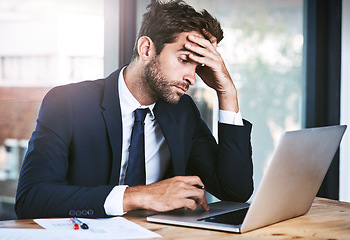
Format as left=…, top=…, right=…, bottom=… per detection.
left=124, top=62, right=158, bottom=106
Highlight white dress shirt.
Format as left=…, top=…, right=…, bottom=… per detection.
left=104, top=67, right=244, bottom=215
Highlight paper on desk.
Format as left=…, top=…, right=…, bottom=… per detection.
left=0, top=229, right=75, bottom=240
left=33, top=216, right=161, bottom=239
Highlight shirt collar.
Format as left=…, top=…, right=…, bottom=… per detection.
left=118, top=66, right=156, bottom=119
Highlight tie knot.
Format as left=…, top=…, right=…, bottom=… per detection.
left=134, top=108, right=149, bottom=122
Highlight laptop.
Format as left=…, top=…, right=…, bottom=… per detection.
left=147, top=125, right=347, bottom=233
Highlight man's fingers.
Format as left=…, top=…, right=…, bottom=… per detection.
left=188, top=34, right=216, bottom=52
left=188, top=53, right=208, bottom=68
left=186, top=43, right=217, bottom=61
left=185, top=183, right=209, bottom=211
left=127, top=176, right=209, bottom=212
left=202, top=28, right=217, bottom=47
left=185, top=35, right=221, bottom=69
left=183, top=198, right=198, bottom=210
left=173, top=175, right=203, bottom=186
left=163, top=176, right=209, bottom=211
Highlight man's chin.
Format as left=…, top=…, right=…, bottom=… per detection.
left=161, top=93, right=184, bottom=104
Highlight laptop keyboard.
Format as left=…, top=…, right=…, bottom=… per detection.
left=197, top=207, right=249, bottom=226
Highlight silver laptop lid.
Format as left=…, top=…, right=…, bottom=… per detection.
left=241, top=125, right=347, bottom=233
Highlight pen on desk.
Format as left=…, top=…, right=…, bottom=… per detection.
left=70, top=217, right=80, bottom=230
left=75, top=217, right=89, bottom=229
left=70, top=217, right=89, bottom=230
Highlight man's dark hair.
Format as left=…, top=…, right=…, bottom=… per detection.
left=131, top=0, right=224, bottom=60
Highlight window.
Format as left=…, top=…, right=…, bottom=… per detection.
left=185, top=0, right=304, bottom=198
left=0, top=0, right=104, bottom=220
left=0, top=0, right=104, bottom=87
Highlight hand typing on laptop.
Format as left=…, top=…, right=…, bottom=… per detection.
left=123, top=176, right=209, bottom=212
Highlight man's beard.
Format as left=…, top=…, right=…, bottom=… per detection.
left=143, top=57, right=188, bottom=104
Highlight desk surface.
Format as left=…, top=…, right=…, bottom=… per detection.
left=1, top=197, right=349, bottom=239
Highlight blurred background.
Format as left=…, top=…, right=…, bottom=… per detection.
left=0, top=0, right=349, bottom=220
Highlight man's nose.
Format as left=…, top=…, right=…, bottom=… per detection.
left=184, top=68, right=196, bottom=86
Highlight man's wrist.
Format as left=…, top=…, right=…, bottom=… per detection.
left=214, top=80, right=239, bottom=112
left=123, top=186, right=145, bottom=212
left=217, top=91, right=239, bottom=113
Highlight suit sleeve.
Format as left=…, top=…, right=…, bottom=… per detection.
left=186, top=99, right=254, bottom=202
left=15, top=87, right=114, bottom=219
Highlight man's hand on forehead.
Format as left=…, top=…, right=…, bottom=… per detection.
left=184, top=29, right=219, bottom=69
left=183, top=28, right=239, bottom=114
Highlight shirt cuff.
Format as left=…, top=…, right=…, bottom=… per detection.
left=104, top=185, right=128, bottom=216
left=219, top=110, right=244, bottom=126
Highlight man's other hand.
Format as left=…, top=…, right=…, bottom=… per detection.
left=123, top=176, right=209, bottom=212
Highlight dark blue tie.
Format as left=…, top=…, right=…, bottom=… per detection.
left=125, top=108, right=149, bottom=186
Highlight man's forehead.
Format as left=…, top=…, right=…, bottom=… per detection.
left=176, top=31, right=204, bottom=42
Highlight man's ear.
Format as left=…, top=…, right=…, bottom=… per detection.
left=137, top=36, right=155, bottom=60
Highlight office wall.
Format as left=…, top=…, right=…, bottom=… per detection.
left=340, top=0, right=350, bottom=202
left=0, top=88, right=50, bottom=144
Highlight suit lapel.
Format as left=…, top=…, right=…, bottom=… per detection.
left=101, top=69, right=123, bottom=185
left=154, top=101, right=186, bottom=176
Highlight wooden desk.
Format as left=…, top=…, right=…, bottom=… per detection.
left=1, top=197, right=349, bottom=239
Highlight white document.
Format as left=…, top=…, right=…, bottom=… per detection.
left=32, top=217, right=161, bottom=239
left=0, top=229, right=74, bottom=240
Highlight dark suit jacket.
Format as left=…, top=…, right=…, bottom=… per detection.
left=15, top=67, right=253, bottom=219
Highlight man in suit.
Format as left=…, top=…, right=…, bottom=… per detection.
left=15, top=0, right=253, bottom=219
